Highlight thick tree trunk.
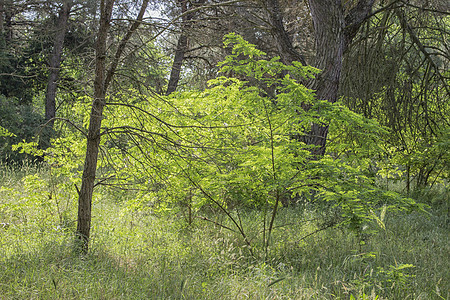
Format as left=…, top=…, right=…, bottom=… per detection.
left=306, top=0, right=345, bottom=156
left=306, top=0, right=374, bottom=156
left=44, top=0, right=72, bottom=131
left=76, top=0, right=114, bottom=253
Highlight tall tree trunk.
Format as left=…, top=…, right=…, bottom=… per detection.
left=43, top=0, right=72, bottom=147
left=3, top=0, right=11, bottom=42
left=166, top=0, right=189, bottom=95
left=166, top=0, right=205, bottom=95
left=76, top=0, right=115, bottom=253
left=0, top=0, right=4, bottom=35
left=306, top=0, right=374, bottom=156
left=305, top=0, right=345, bottom=156
left=45, top=0, right=72, bottom=127
left=76, top=0, right=149, bottom=253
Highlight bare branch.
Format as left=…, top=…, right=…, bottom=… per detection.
left=105, top=0, right=149, bottom=89
left=40, top=117, right=88, bottom=138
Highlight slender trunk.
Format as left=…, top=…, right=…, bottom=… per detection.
left=4, top=1, right=11, bottom=42
left=406, top=164, right=410, bottom=195
left=76, top=0, right=149, bottom=253
left=44, top=0, right=72, bottom=133
left=166, top=0, right=205, bottom=95
left=76, top=0, right=115, bottom=253
left=166, top=30, right=188, bottom=95
left=0, top=0, right=4, bottom=35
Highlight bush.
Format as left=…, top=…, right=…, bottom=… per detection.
left=0, top=95, right=44, bottom=163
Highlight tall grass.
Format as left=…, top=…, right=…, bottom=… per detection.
left=0, top=164, right=448, bottom=299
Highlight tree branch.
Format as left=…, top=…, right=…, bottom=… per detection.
left=104, top=0, right=149, bottom=89
left=344, top=0, right=376, bottom=50
left=395, top=8, right=450, bottom=96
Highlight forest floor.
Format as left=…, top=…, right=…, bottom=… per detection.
left=0, top=164, right=448, bottom=299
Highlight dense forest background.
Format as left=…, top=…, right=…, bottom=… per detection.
left=0, top=0, right=448, bottom=299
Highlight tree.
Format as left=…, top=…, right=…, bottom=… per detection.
left=166, top=0, right=206, bottom=95
left=340, top=1, right=450, bottom=192
left=0, top=0, right=97, bottom=153
left=44, top=0, right=73, bottom=130
left=76, top=0, right=149, bottom=253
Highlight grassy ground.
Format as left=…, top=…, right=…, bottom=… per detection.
left=0, top=163, right=448, bottom=299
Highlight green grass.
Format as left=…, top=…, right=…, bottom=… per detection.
left=0, top=164, right=448, bottom=299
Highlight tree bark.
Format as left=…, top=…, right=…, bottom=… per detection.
left=306, top=0, right=374, bottom=156
left=263, top=0, right=306, bottom=66
left=45, top=0, right=72, bottom=130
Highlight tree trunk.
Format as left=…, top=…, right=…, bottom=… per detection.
left=166, top=30, right=188, bottom=95
left=166, top=0, right=205, bottom=95
left=76, top=0, right=149, bottom=253
left=43, top=0, right=72, bottom=147
left=305, top=0, right=345, bottom=156
left=306, top=0, right=374, bottom=156
left=45, top=0, right=72, bottom=127
left=0, top=0, right=4, bottom=35
left=3, top=0, right=11, bottom=42
left=76, top=0, right=115, bottom=253
left=166, top=0, right=191, bottom=95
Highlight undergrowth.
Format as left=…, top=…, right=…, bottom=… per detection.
left=0, top=164, right=448, bottom=299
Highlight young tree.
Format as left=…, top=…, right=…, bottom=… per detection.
left=76, top=0, right=149, bottom=253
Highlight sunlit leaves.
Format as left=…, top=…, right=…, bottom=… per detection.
left=42, top=34, right=422, bottom=243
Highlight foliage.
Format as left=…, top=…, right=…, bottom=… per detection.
left=0, top=95, right=45, bottom=163
left=9, top=34, right=425, bottom=257
left=0, top=125, right=15, bottom=138
left=40, top=34, right=422, bottom=254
